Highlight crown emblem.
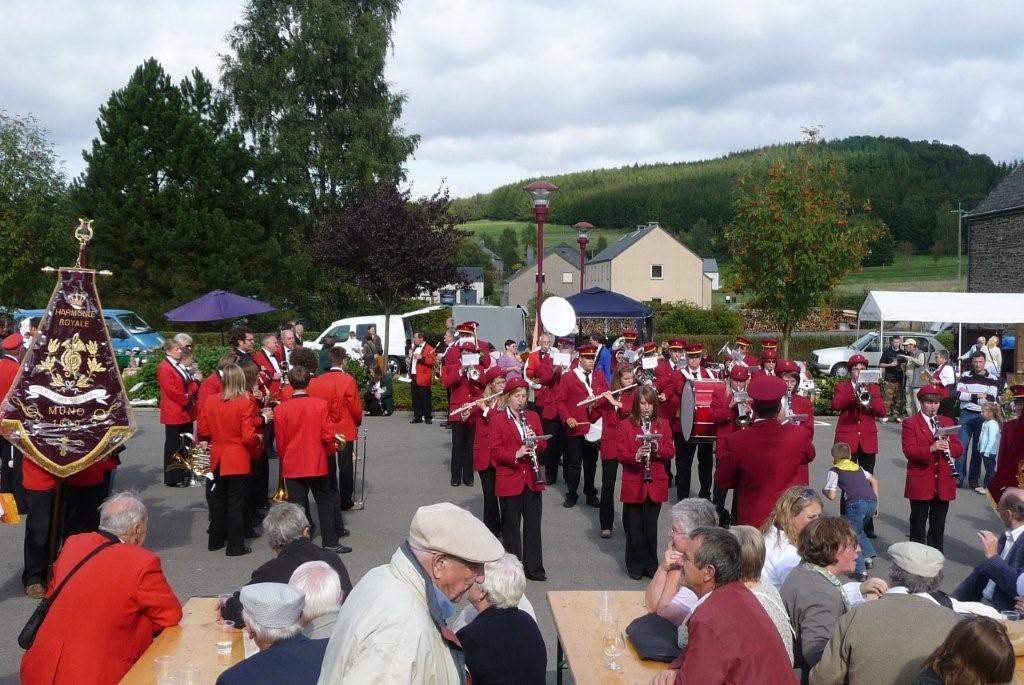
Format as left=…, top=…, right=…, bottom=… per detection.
left=66, top=290, right=88, bottom=310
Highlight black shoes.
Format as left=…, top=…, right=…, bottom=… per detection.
left=339, top=528, right=351, bottom=538
left=585, top=495, right=600, bottom=508
left=451, top=479, right=461, bottom=487
left=628, top=571, right=643, bottom=580
left=324, top=544, right=353, bottom=554
left=410, top=418, right=423, bottom=424
left=526, top=572, right=547, bottom=581
left=226, top=547, right=252, bottom=557
left=545, top=478, right=557, bottom=486
left=562, top=497, right=577, bottom=508
left=424, top=419, right=432, bottom=424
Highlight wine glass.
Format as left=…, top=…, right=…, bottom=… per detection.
left=603, top=624, right=625, bottom=671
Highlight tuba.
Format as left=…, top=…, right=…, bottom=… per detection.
left=165, top=433, right=211, bottom=478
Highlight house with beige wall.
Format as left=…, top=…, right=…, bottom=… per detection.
left=502, top=244, right=580, bottom=308
left=586, top=223, right=712, bottom=307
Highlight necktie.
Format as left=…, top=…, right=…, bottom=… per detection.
left=584, top=371, right=591, bottom=385
left=930, top=416, right=938, bottom=434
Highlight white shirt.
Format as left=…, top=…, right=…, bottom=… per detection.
left=983, top=525, right=1024, bottom=601
left=887, top=586, right=1003, bottom=619
left=762, top=526, right=866, bottom=605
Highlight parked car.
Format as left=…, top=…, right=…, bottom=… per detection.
left=809, top=331, right=948, bottom=377
left=305, top=305, right=444, bottom=374
left=11, top=307, right=165, bottom=354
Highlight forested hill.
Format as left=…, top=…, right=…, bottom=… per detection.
left=452, top=136, right=1012, bottom=260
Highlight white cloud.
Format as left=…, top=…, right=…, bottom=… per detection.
left=2, top=0, right=1022, bottom=196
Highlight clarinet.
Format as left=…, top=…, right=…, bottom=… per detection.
left=932, top=419, right=959, bottom=480
left=641, top=417, right=653, bottom=483
left=519, top=412, right=545, bottom=486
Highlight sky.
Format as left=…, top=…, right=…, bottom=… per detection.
left=3, top=0, right=1023, bottom=198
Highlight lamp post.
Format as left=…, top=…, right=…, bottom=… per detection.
left=525, top=180, right=558, bottom=331
left=573, top=221, right=593, bottom=293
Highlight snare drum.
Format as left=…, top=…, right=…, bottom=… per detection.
left=680, top=379, right=726, bottom=441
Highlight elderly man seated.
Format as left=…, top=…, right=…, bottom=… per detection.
left=223, top=503, right=351, bottom=626
left=216, top=583, right=328, bottom=685
left=319, top=502, right=504, bottom=683
left=289, top=561, right=344, bottom=639
left=456, top=554, right=546, bottom=684
left=644, top=498, right=719, bottom=626
left=953, top=487, right=1024, bottom=612
left=20, top=492, right=182, bottom=685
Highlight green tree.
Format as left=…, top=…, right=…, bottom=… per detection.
left=497, top=227, right=520, bottom=269
left=221, top=0, right=418, bottom=214
left=725, top=130, right=881, bottom=356
left=455, top=238, right=495, bottom=300
left=0, top=112, right=75, bottom=304
left=592, top=234, right=608, bottom=258
left=74, top=59, right=288, bottom=324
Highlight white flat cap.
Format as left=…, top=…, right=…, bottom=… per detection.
left=409, top=502, right=503, bottom=564
left=240, top=582, right=305, bottom=628
left=888, top=542, right=944, bottom=578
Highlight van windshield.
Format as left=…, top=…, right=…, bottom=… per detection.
left=116, top=313, right=154, bottom=334
left=852, top=332, right=877, bottom=351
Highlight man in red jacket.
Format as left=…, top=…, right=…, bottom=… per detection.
left=21, top=493, right=182, bottom=685
left=673, top=344, right=718, bottom=501
left=525, top=333, right=564, bottom=485
left=556, top=344, right=609, bottom=508
left=157, top=338, right=198, bottom=487
left=443, top=337, right=489, bottom=487
left=987, top=385, right=1024, bottom=501
left=408, top=330, right=436, bottom=424
left=0, top=332, right=25, bottom=510
left=714, top=375, right=815, bottom=527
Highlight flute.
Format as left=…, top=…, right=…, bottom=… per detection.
left=448, top=391, right=504, bottom=417
left=576, top=383, right=638, bottom=407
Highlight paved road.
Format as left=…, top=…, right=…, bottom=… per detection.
left=0, top=410, right=1002, bottom=683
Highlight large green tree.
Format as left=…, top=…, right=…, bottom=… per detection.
left=74, top=59, right=290, bottom=324
left=0, top=112, right=75, bottom=305
left=221, top=0, right=419, bottom=214
left=725, top=131, right=884, bottom=355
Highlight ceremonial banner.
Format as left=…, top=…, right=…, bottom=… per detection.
left=0, top=266, right=136, bottom=477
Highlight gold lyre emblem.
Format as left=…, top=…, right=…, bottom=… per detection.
left=34, top=333, right=106, bottom=393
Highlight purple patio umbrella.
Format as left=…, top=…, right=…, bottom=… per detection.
left=165, top=289, right=276, bottom=322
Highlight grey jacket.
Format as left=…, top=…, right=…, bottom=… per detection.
left=780, top=564, right=848, bottom=679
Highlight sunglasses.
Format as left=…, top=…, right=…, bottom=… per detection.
left=797, top=488, right=817, bottom=500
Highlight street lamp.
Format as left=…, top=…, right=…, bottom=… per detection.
left=573, top=221, right=593, bottom=293
left=524, top=180, right=558, bottom=331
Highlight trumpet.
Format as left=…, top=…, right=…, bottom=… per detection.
left=465, top=365, right=481, bottom=382
left=733, top=391, right=752, bottom=427
left=856, top=382, right=873, bottom=408
left=781, top=392, right=807, bottom=424
left=635, top=368, right=655, bottom=387
left=165, top=433, right=211, bottom=478
left=636, top=418, right=662, bottom=483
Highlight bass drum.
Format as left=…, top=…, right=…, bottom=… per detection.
left=680, top=379, right=725, bottom=441
left=584, top=418, right=603, bottom=443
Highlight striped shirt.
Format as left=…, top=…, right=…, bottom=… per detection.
left=956, top=371, right=999, bottom=413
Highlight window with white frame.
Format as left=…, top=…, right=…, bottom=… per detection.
left=562, top=272, right=573, bottom=284
left=650, top=264, right=663, bottom=279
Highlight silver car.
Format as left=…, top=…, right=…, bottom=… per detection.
left=809, top=331, right=948, bottom=377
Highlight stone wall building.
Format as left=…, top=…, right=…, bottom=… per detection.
left=966, top=164, right=1024, bottom=293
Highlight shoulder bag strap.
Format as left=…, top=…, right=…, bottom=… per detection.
left=47, top=533, right=120, bottom=605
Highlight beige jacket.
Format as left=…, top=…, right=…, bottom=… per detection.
left=317, top=548, right=461, bottom=685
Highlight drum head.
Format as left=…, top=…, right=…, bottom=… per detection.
left=585, top=417, right=603, bottom=443
left=679, top=380, right=696, bottom=441
left=541, top=297, right=576, bottom=337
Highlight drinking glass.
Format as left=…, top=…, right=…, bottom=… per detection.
left=597, top=590, right=613, bottom=622
left=178, top=664, right=201, bottom=685
left=154, top=655, right=177, bottom=685
left=602, top=624, right=625, bottom=671
left=1001, top=610, right=1020, bottom=621
left=216, top=619, right=235, bottom=655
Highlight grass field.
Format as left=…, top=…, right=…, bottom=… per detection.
left=837, top=255, right=966, bottom=294
left=457, top=219, right=627, bottom=252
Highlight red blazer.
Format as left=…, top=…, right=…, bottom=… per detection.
left=490, top=409, right=548, bottom=496
left=785, top=393, right=816, bottom=483
left=0, top=354, right=19, bottom=400
left=309, top=369, right=363, bottom=441
left=22, top=458, right=58, bottom=491
left=832, top=380, right=885, bottom=454
left=469, top=404, right=501, bottom=472
left=412, top=343, right=436, bottom=387
left=157, top=358, right=197, bottom=425
left=252, top=349, right=283, bottom=400
left=198, top=371, right=223, bottom=408
left=526, top=350, right=562, bottom=410
left=600, top=388, right=635, bottom=460
left=274, top=394, right=335, bottom=479
left=197, top=395, right=262, bottom=476
left=654, top=359, right=683, bottom=427
left=555, top=368, right=609, bottom=437
left=616, top=416, right=674, bottom=503
left=902, top=412, right=963, bottom=501
left=988, top=419, right=1022, bottom=501
left=715, top=419, right=816, bottom=527
left=442, top=362, right=485, bottom=424
left=20, top=532, right=182, bottom=685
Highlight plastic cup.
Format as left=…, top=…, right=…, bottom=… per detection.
left=179, top=664, right=201, bottom=685
left=216, top=619, right=235, bottom=655
left=597, top=590, right=613, bottom=621
left=154, top=655, right=177, bottom=684
left=1001, top=610, right=1020, bottom=621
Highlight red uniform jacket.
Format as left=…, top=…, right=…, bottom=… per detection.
left=490, top=409, right=547, bottom=496
left=785, top=392, right=816, bottom=483
left=988, top=419, right=1022, bottom=501
left=832, top=380, right=885, bottom=454
left=0, top=353, right=19, bottom=400
left=157, top=358, right=197, bottom=425
left=600, top=388, right=635, bottom=460
left=252, top=349, right=283, bottom=401
left=198, top=371, right=223, bottom=408
left=616, top=416, right=674, bottom=503
left=715, top=419, right=816, bottom=527
left=654, top=359, right=683, bottom=427
left=555, top=367, right=609, bottom=437
left=469, top=404, right=501, bottom=472
left=442, top=362, right=485, bottom=424
left=525, top=349, right=562, bottom=411
left=22, top=458, right=58, bottom=491
left=411, top=343, right=436, bottom=387
left=709, top=386, right=749, bottom=443
left=274, top=394, right=335, bottom=479
left=309, top=369, right=363, bottom=441
left=198, top=395, right=262, bottom=476
left=20, top=532, right=182, bottom=685
left=902, top=412, right=964, bottom=501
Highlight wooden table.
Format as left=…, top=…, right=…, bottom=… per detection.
left=548, top=590, right=668, bottom=685
left=120, top=597, right=244, bottom=684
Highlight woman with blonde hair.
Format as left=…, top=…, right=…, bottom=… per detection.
left=985, top=335, right=1002, bottom=378
left=915, top=615, right=1014, bottom=684
left=761, top=486, right=825, bottom=589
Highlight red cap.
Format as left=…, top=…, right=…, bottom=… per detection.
left=848, top=354, right=869, bottom=367
left=577, top=344, right=598, bottom=358
left=684, top=344, right=704, bottom=356
left=622, top=329, right=638, bottom=341
left=917, top=384, right=948, bottom=401
left=459, top=343, right=479, bottom=354
left=736, top=336, right=752, bottom=347
left=641, top=341, right=657, bottom=355
left=761, top=338, right=779, bottom=350
left=503, top=377, right=529, bottom=394
left=556, top=337, right=574, bottom=347
left=456, top=321, right=478, bottom=335
left=1011, top=385, right=1024, bottom=400
left=748, top=375, right=787, bottom=402
left=729, top=366, right=750, bottom=381
left=667, top=337, right=686, bottom=350
left=2, top=333, right=23, bottom=351
left=761, top=349, right=778, bottom=361
left=776, top=359, right=800, bottom=375
left=483, top=366, right=507, bottom=385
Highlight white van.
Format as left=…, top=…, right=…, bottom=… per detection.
left=304, top=306, right=443, bottom=373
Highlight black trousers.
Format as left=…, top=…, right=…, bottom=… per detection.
left=500, top=489, right=544, bottom=577
left=0, top=437, right=26, bottom=511
left=623, top=499, right=662, bottom=577
left=564, top=435, right=598, bottom=501
left=712, top=486, right=739, bottom=527
left=22, top=487, right=55, bottom=587
left=674, top=434, right=713, bottom=500
left=599, top=459, right=619, bottom=531
left=540, top=414, right=563, bottom=485
left=451, top=422, right=475, bottom=485
left=210, top=473, right=249, bottom=554
left=479, top=466, right=501, bottom=537
left=841, top=450, right=877, bottom=537
left=163, top=423, right=193, bottom=486
left=412, top=382, right=432, bottom=421
left=909, top=497, right=949, bottom=552
left=286, top=476, right=338, bottom=546
left=63, top=482, right=105, bottom=538
left=336, top=442, right=355, bottom=511
left=326, top=451, right=347, bottom=533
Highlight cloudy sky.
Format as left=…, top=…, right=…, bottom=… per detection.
left=3, top=0, right=1023, bottom=197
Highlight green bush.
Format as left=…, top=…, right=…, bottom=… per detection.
left=649, top=302, right=744, bottom=335
left=392, top=378, right=448, bottom=411
left=650, top=334, right=858, bottom=363
left=813, top=375, right=841, bottom=416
